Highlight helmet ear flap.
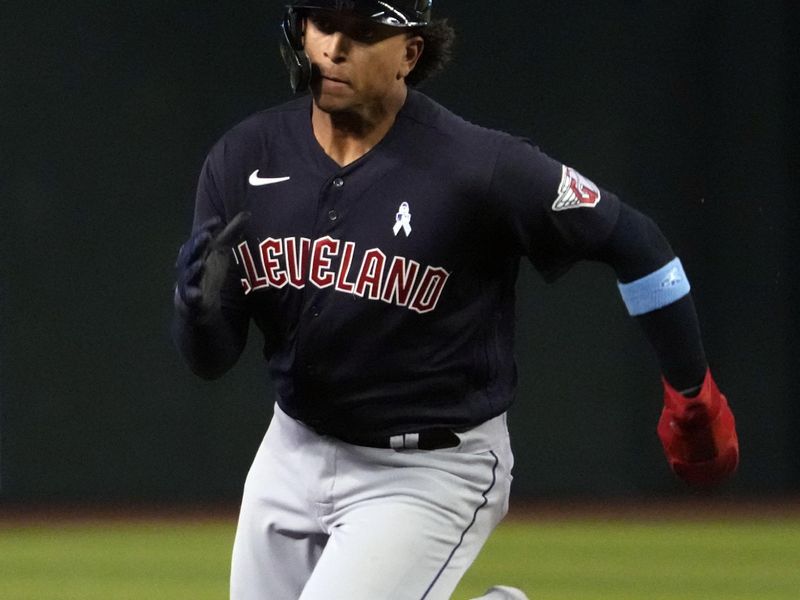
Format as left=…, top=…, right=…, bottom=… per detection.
left=280, top=8, right=312, bottom=93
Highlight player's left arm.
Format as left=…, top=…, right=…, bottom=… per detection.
left=592, top=202, right=739, bottom=487
left=488, top=137, right=738, bottom=486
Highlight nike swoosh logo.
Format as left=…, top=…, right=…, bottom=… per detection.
left=249, top=170, right=291, bottom=186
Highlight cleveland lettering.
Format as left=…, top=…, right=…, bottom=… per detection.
left=236, top=236, right=450, bottom=314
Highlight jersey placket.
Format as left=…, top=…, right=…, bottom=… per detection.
left=293, top=171, right=349, bottom=414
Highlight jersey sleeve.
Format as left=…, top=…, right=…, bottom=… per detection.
left=193, top=145, right=250, bottom=318
left=171, top=143, right=252, bottom=379
left=193, top=150, right=227, bottom=230
left=487, top=136, right=621, bottom=280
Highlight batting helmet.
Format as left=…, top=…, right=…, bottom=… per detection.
left=280, top=0, right=433, bottom=92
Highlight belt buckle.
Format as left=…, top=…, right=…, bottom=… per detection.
left=389, top=430, right=460, bottom=451
left=389, top=432, right=421, bottom=450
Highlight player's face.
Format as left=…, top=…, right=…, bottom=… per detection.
left=303, top=11, right=423, bottom=114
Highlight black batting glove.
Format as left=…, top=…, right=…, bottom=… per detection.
left=174, top=211, right=250, bottom=318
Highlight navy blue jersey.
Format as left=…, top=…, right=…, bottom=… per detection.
left=191, top=89, right=620, bottom=438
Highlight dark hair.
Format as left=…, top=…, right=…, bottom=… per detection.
left=406, top=19, right=455, bottom=86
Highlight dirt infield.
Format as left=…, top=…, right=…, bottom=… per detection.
left=0, top=500, right=240, bottom=526
left=1, top=495, right=799, bottom=526
left=506, top=495, right=800, bottom=521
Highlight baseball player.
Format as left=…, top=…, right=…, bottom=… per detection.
left=173, top=2, right=740, bottom=599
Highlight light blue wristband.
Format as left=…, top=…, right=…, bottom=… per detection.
left=617, top=257, right=691, bottom=316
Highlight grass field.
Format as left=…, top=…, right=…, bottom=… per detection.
left=1, top=511, right=799, bottom=599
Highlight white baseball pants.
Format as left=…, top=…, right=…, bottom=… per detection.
left=230, top=403, right=514, bottom=600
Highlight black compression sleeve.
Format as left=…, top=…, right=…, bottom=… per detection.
left=171, top=304, right=249, bottom=380
left=595, top=202, right=673, bottom=283
left=595, top=203, right=707, bottom=390
left=636, top=296, right=707, bottom=391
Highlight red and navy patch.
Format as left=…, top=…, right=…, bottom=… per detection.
left=552, top=165, right=601, bottom=211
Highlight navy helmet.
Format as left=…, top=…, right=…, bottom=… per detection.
left=280, top=0, right=433, bottom=92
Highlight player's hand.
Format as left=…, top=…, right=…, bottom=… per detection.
left=657, top=369, right=739, bottom=487
left=174, top=211, right=250, bottom=318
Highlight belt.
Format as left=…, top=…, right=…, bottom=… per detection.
left=335, top=428, right=462, bottom=450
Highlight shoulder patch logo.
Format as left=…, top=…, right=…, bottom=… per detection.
left=552, top=165, right=601, bottom=211
left=393, top=202, right=412, bottom=237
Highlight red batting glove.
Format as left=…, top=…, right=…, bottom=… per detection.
left=657, top=369, right=739, bottom=486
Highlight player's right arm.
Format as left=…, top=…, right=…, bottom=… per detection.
left=172, top=154, right=251, bottom=380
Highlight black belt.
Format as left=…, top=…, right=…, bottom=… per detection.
left=335, top=428, right=462, bottom=450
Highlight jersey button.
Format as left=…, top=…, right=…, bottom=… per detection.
left=327, top=209, right=338, bottom=221
left=332, top=177, right=344, bottom=188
